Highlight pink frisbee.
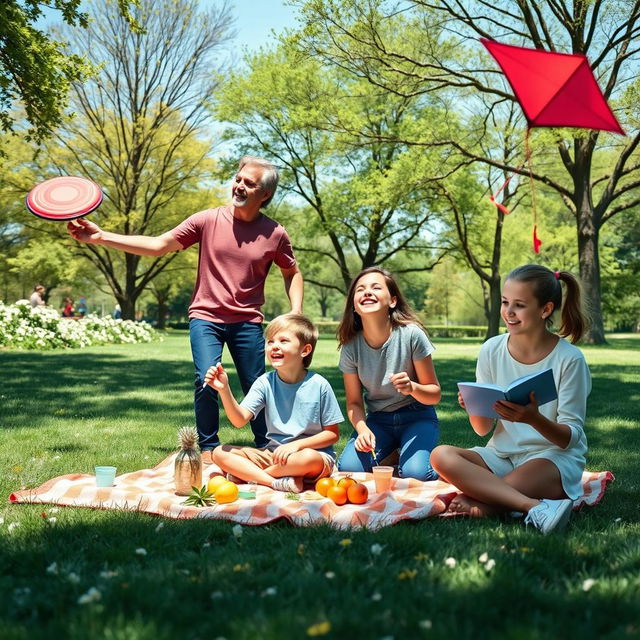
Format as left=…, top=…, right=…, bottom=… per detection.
left=26, top=176, right=103, bottom=221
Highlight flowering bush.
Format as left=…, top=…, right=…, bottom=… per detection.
left=0, top=301, right=159, bottom=350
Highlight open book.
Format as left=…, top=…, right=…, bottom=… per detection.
left=457, top=368, right=557, bottom=419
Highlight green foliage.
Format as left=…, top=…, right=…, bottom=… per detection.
left=0, top=1, right=140, bottom=145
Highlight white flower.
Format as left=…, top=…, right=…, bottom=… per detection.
left=67, top=572, right=80, bottom=584
left=7, top=522, right=20, bottom=533
left=419, top=620, right=432, bottom=630
left=78, top=587, right=102, bottom=604
left=485, top=559, right=496, bottom=572
left=370, top=543, right=384, bottom=555
left=155, top=522, right=164, bottom=532
left=231, top=524, right=243, bottom=538
left=46, top=562, right=58, bottom=575
left=99, top=570, right=118, bottom=579
left=47, top=517, right=58, bottom=525
left=371, top=592, right=382, bottom=601
left=49, top=508, right=60, bottom=514
left=261, top=586, right=277, bottom=596
left=582, top=578, right=596, bottom=591
left=0, top=517, right=4, bottom=525
left=325, top=571, right=335, bottom=579
left=478, top=552, right=489, bottom=564
left=444, top=557, right=456, bottom=568
left=135, top=547, right=147, bottom=556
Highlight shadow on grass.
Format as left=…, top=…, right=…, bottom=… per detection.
left=0, top=508, right=638, bottom=639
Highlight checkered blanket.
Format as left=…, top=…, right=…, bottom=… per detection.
left=9, top=454, right=614, bottom=530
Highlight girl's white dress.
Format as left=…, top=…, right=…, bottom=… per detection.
left=471, top=333, right=591, bottom=499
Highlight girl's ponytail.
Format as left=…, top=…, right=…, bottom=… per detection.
left=556, top=271, right=588, bottom=344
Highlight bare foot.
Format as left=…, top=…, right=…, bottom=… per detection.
left=447, top=494, right=492, bottom=518
left=201, top=450, right=214, bottom=465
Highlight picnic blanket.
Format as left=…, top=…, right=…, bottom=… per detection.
left=9, top=454, right=614, bottom=530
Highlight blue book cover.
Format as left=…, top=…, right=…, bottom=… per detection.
left=457, top=368, right=557, bottom=419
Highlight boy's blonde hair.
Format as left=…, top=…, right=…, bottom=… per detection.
left=265, top=314, right=319, bottom=369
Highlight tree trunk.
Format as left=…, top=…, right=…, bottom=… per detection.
left=577, top=211, right=606, bottom=344
left=485, top=272, right=502, bottom=340
left=156, top=299, right=168, bottom=329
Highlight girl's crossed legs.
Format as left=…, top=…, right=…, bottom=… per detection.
left=430, top=445, right=567, bottom=518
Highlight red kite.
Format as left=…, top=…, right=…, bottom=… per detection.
left=481, top=38, right=624, bottom=134
left=481, top=39, right=625, bottom=252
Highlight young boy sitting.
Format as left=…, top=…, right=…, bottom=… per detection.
left=206, top=314, right=344, bottom=493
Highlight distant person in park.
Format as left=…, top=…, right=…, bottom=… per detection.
left=336, top=267, right=442, bottom=481
left=206, top=314, right=343, bottom=493
left=61, top=297, right=75, bottom=318
left=113, top=303, right=122, bottom=320
left=431, top=264, right=591, bottom=535
left=67, top=155, right=303, bottom=462
left=30, top=284, right=46, bottom=308
left=77, top=296, right=88, bottom=317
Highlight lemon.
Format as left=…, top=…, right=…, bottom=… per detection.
left=207, top=475, right=228, bottom=494
left=215, top=481, right=239, bottom=504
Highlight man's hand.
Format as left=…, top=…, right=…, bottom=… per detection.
left=67, top=218, right=103, bottom=244
left=272, top=441, right=301, bottom=465
left=204, top=363, right=229, bottom=390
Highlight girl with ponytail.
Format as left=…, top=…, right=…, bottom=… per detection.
left=431, top=264, right=591, bottom=534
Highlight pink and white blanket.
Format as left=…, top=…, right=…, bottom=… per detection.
left=10, top=454, right=614, bottom=530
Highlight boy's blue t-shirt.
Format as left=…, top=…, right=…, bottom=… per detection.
left=240, top=370, right=344, bottom=458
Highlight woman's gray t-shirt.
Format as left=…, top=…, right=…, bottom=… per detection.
left=339, top=324, right=435, bottom=413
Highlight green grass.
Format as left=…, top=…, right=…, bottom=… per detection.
left=1, top=332, right=639, bottom=639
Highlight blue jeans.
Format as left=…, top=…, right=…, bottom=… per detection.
left=189, top=319, right=268, bottom=450
left=338, top=402, right=439, bottom=481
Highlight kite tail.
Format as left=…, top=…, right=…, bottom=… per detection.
left=525, top=128, right=541, bottom=253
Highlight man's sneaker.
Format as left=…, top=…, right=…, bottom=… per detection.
left=271, top=477, right=302, bottom=493
left=524, top=498, right=573, bottom=535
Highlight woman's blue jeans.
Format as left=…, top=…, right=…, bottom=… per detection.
left=190, top=319, right=268, bottom=451
left=337, top=401, right=439, bottom=481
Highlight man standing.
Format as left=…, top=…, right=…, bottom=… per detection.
left=29, top=285, right=46, bottom=308
left=68, top=155, right=303, bottom=461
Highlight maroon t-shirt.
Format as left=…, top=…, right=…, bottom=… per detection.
left=171, top=206, right=297, bottom=323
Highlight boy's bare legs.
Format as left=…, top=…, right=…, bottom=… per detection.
left=212, top=445, right=281, bottom=487
left=264, top=449, right=325, bottom=482
left=212, top=446, right=327, bottom=492
left=431, top=445, right=566, bottom=518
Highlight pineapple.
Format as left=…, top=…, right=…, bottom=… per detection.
left=174, top=427, right=202, bottom=496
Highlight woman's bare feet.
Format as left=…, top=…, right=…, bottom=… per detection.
left=447, top=493, right=494, bottom=518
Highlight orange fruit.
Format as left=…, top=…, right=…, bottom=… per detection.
left=207, top=475, right=228, bottom=494
left=337, top=476, right=357, bottom=491
left=315, top=477, right=336, bottom=497
left=327, top=485, right=348, bottom=506
left=347, top=482, right=368, bottom=505
left=215, top=481, right=239, bottom=504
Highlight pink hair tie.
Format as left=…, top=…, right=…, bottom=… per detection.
left=554, top=271, right=561, bottom=280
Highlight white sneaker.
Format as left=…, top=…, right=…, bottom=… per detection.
left=271, top=477, right=301, bottom=493
left=524, top=498, right=573, bottom=535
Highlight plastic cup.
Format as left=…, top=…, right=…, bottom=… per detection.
left=372, top=465, right=393, bottom=493
left=95, top=466, right=117, bottom=487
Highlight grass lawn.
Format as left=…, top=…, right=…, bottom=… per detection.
left=1, top=332, right=639, bottom=639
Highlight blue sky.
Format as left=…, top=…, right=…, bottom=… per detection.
left=228, top=0, right=300, bottom=51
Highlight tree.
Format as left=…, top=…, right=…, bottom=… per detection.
left=0, top=0, right=139, bottom=145
left=215, top=39, right=456, bottom=294
left=47, top=0, right=233, bottom=319
left=295, top=0, right=640, bottom=343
